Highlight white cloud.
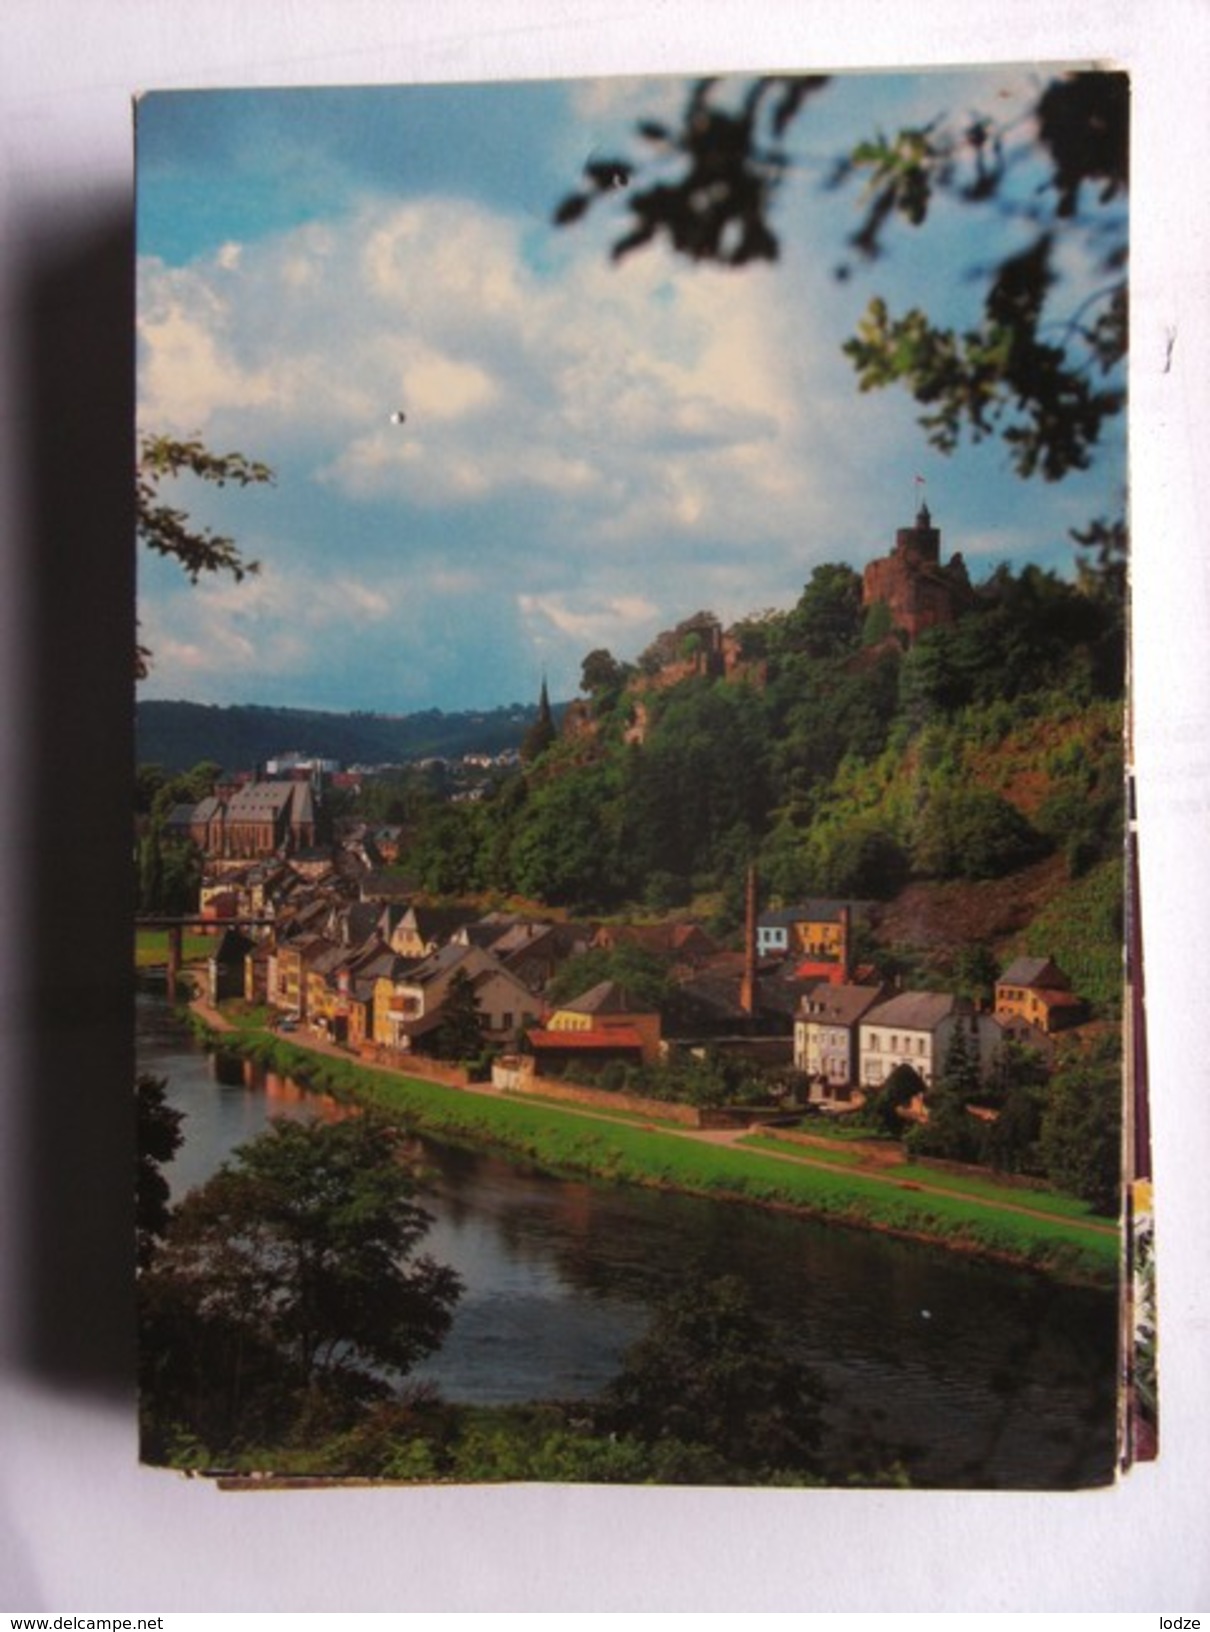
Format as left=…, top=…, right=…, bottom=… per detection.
left=138, top=267, right=278, bottom=430
left=134, top=75, right=1127, bottom=715
left=567, top=74, right=686, bottom=131
left=139, top=193, right=836, bottom=538
left=405, top=344, right=498, bottom=420
left=333, top=578, right=393, bottom=619
left=518, top=590, right=659, bottom=646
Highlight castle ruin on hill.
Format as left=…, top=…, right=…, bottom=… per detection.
left=564, top=500, right=980, bottom=747
left=861, top=500, right=977, bottom=642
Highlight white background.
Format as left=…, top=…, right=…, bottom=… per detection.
left=2, top=0, right=1208, bottom=1613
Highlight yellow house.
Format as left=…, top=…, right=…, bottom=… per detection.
left=273, top=933, right=329, bottom=1017
left=995, top=957, right=1086, bottom=1034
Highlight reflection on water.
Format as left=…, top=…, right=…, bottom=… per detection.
left=137, top=993, right=1119, bottom=1488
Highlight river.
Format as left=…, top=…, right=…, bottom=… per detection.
left=137, top=991, right=1120, bottom=1488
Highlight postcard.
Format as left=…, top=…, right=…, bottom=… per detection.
left=134, top=66, right=1145, bottom=1488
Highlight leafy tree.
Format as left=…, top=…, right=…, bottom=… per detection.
left=1035, top=745, right=1125, bottom=880
left=907, top=1020, right=983, bottom=1162
left=581, top=648, right=623, bottom=695
left=949, top=944, right=1001, bottom=1009
left=137, top=433, right=274, bottom=676
left=808, top=817, right=910, bottom=900
left=913, top=786, right=1044, bottom=881
left=729, top=607, right=786, bottom=662
left=137, top=758, right=217, bottom=914
left=579, top=648, right=630, bottom=716
left=545, top=942, right=672, bottom=1011
left=555, top=76, right=831, bottom=264
left=772, top=650, right=900, bottom=798
left=598, top=1273, right=825, bottom=1480
left=135, top=763, right=169, bottom=816
left=858, top=1062, right=924, bottom=1139
left=137, top=823, right=165, bottom=915
left=620, top=680, right=772, bottom=885
left=147, top=759, right=224, bottom=824
left=433, top=967, right=486, bottom=1061
left=137, top=819, right=203, bottom=916
left=136, top=1074, right=184, bottom=1271
left=140, top=1116, right=461, bottom=1459
left=782, top=563, right=864, bottom=660
left=1039, top=1032, right=1122, bottom=1214
left=897, top=622, right=983, bottom=721
left=408, top=801, right=487, bottom=896
left=860, top=599, right=895, bottom=647
left=557, top=72, right=1127, bottom=489
left=978, top=1043, right=1050, bottom=1176
left=643, top=868, right=693, bottom=911
left=1072, top=514, right=1128, bottom=695
left=509, top=761, right=627, bottom=908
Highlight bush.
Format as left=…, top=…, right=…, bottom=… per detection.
left=813, top=819, right=910, bottom=899
left=913, top=787, right=1046, bottom=880
left=598, top=1274, right=826, bottom=1479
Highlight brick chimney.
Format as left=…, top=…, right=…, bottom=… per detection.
left=740, top=864, right=758, bottom=1017
left=839, top=904, right=851, bottom=985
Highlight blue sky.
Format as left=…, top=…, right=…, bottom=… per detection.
left=136, top=69, right=1127, bottom=715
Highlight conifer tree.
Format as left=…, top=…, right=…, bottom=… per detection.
left=520, top=677, right=557, bottom=764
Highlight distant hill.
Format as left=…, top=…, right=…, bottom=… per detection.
left=136, top=699, right=549, bottom=773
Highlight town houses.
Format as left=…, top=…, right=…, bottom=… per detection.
left=172, top=797, right=1091, bottom=1122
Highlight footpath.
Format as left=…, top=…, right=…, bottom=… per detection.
left=190, top=997, right=1117, bottom=1242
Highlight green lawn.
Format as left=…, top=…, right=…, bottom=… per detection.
left=740, top=1133, right=873, bottom=1170
left=508, top=1089, right=695, bottom=1130
left=136, top=929, right=214, bottom=968
left=786, top=1116, right=895, bottom=1143
left=741, top=1133, right=1114, bottom=1226
left=201, top=1024, right=1120, bottom=1286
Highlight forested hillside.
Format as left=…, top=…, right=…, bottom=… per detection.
left=136, top=699, right=544, bottom=772
left=393, top=558, right=1125, bottom=1007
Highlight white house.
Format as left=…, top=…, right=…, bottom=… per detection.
left=794, top=983, right=887, bottom=1102
left=858, top=991, right=971, bottom=1089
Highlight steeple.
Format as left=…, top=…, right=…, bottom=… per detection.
left=521, top=673, right=557, bottom=763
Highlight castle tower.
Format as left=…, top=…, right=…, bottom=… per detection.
left=862, top=501, right=975, bottom=643
left=894, top=500, right=941, bottom=564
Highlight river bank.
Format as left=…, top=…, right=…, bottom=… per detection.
left=186, top=1002, right=1119, bottom=1288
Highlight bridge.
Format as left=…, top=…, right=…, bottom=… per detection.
left=136, top=915, right=275, bottom=994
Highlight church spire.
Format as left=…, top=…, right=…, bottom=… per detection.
left=521, top=673, right=557, bottom=764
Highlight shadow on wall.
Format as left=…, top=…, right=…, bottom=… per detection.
left=12, top=204, right=137, bottom=1400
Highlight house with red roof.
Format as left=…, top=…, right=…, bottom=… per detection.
left=525, top=980, right=662, bottom=1075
